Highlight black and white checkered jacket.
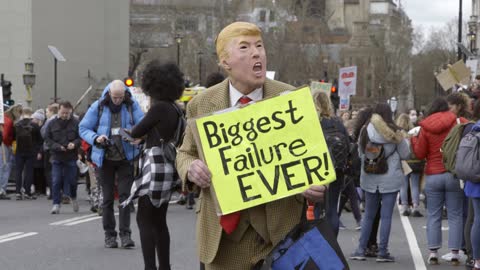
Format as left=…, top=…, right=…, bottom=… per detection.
left=123, top=143, right=178, bottom=208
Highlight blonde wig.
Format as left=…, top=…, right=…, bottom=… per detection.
left=215, top=22, right=262, bottom=63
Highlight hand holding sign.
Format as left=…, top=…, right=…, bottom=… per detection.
left=187, top=159, right=212, bottom=189
left=303, top=185, right=327, bottom=203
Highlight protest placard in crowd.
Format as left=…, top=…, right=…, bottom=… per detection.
left=193, top=87, right=336, bottom=215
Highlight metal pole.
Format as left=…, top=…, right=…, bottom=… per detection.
left=177, top=42, right=180, bottom=69
left=458, top=0, right=463, bottom=60
left=54, top=58, right=57, bottom=102
left=199, top=53, right=202, bottom=85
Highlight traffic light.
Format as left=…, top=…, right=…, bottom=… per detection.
left=330, top=78, right=339, bottom=111
left=0, top=74, right=13, bottom=106
left=124, top=77, right=134, bottom=87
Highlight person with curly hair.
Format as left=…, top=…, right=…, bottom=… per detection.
left=128, top=60, right=184, bottom=270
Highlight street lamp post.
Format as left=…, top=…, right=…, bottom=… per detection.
left=458, top=0, right=463, bottom=60
left=175, top=34, right=183, bottom=69
left=47, top=45, right=66, bottom=102
left=22, top=60, right=36, bottom=107
left=468, top=16, right=478, bottom=54
left=198, top=51, right=203, bottom=85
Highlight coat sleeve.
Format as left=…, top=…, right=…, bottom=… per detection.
left=396, top=138, right=411, bottom=160
left=131, top=101, right=144, bottom=125
left=72, top=119, right=81, bottom=148
left=411, top=129, right=428, bottom=160
left=79, top=101, right=100, bottom=145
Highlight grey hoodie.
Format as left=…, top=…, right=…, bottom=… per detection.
left=359, top=114, right=411, bottom=193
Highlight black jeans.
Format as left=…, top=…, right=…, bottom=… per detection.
left=137, top=196, right=170, bottom=270
left=100, top=159, right=134, bottom=237
left=15, top=153, right=34, bottom=195
left=44, top=151, right=52, bottom=189
left=338, top=177, right=362, bottom=223
left=368, top=206, right=381, bottom=248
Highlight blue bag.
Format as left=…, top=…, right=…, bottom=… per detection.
left=260, top=204, right=349, bottom=270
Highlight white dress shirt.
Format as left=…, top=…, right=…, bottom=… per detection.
left=229, top=82, right=263, bottom=107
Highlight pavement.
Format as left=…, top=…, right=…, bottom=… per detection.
left=0, top=185, right=471, bottom=270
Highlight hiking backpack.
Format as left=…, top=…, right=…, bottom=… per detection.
left=441, top=120, right=473, bottom=175
left=321, top=118, right=350, bottom=171
left=454, top=131, right=480, bottom=183
left=15, top=120, right=34, bottom=151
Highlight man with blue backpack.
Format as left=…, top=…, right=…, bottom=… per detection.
left=79, top=80, right=144, bottom=249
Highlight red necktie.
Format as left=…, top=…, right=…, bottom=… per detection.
left=219, top=96, right=252, bottom=234
left=238, top=96, right=252, bottom=105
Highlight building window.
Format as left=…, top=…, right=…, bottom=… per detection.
left=176, top=17, right=198, bottom=32
left=259, top=10, right=267, bottom=22
left=366, top=74, right=372, bottom=97
left=269, top=10, right=275, bottom=22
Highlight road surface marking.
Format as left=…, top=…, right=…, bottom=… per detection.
left=50, top=214, right=98, bottom=225
left=0, top=232, right=38, bottom=243
left=64, top=213, right=118, bottom=226
left=51, top=204, right=135, bottom=226
left=0, top=232, right=24, bottom=240
left=398, top=205, right=427, bottom=270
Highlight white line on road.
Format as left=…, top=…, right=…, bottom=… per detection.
left=60, top=212, right=118, bottom=226
left=64, top=216, right=102, bottom=226
left=0, top=232, right=24, bottom=240
left=0, top=232, right=38, bottom=243
left=398, top=205, right=427, bottom=270
left=50, top=213, right=98, bottom=225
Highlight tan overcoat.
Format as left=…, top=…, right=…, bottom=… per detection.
left=176, top=78, right=305, bottom=264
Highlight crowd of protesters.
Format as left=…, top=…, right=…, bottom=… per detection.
left=2, top=21, right=480, bottom=270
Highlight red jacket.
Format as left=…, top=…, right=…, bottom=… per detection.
left=411, top=111, right=468, bottom=175
left=2, top=115, right=14, bottom=146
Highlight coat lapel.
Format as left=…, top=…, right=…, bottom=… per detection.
left=207, top=79, right=230, bottom=111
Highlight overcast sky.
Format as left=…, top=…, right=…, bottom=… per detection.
left=402, top=0, right=472, bottom=31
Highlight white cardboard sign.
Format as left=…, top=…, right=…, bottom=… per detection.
left=338, top=66, right=357, bottom=96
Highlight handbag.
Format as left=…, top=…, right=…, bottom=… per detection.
left=259, top=203, right=349, bottom=270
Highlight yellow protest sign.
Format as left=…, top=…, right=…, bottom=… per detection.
left=194, top=86, right=336, bottom=215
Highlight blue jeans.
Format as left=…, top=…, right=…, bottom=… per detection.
left=52, top=160, right=78, bottom=205
left=400, top=173, right=421, bottom=206
left=15, top=153, right=34, bottom=195
left=356, top=191, right=397, bottom=256
left=0, top=145, right=13, bottom=191
left=424, top=173, right=464, bottom=250
left=471, top=198, right=480, bottom=259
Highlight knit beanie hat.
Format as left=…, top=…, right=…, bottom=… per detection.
left=32, top=109, right=45, bottom=122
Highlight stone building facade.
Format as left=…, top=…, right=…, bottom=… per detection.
left=0, top=0, right=129, bottom=110
left=130, top=0, right=413, bottom=111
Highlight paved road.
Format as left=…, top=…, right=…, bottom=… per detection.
left=0, top=185, right=468, bottom=270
